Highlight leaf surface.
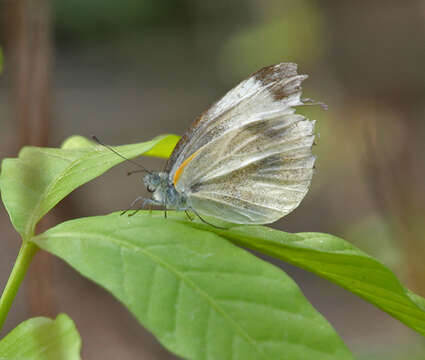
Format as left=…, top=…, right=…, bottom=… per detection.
left=32, top=213, right=353, bottom=360
left=0, top=135, right=179, bottom=239
left=177, top=216, right=425, bottom=338
left=0, top=314, right=81, bottom=360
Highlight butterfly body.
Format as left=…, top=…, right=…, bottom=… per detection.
left=143, top=172, right=188, bottom=210
left=139, top=63, right=320, bottom=225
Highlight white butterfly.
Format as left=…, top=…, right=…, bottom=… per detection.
left=142, top=63, right=318, bottom=225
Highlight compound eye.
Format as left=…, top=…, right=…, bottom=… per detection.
left=147, top=186, right=154, bottom=193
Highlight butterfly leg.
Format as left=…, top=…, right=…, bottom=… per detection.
left=164, top=198, right=168, bottom=219
left=184, top=210, right=194, bottom=221
left=188, top=207, right=228, bottom=229
left=129, top=199, right=159, bottom=217
left=121, top=197, right=159, bottom=217
left=121, top=196, right=145, bottom=216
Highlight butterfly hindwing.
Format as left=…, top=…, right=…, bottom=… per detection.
left=175, top=114, right=315, bottom=224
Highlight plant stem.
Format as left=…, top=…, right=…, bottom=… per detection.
left=0, top=241, right=39, bottom=332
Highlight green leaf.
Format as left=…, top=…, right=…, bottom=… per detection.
left=0, top=314, right=81, bottom=360
left=0, top=134, right=179, bottom=240
left=32, top=213, right=353, bottom=360
left=61, top=135, right=95, bottom=149
left=186, top=221, right=425, bottom=338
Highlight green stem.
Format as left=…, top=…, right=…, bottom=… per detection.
left=0, top=241, right=39, bottom=332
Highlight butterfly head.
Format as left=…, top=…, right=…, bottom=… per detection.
left=143, top=172, right=165, bottom=192
left=143, top=171, right=187, bottom=209
left=143, top=172, right=171, bottom=203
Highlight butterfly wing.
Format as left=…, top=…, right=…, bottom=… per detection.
left=169, top=63, right=316, bottom=224
left=166, top=63, right=307, bottom=174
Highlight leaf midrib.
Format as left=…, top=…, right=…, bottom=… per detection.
left=22, top=153, right=86, bottom=239
left=251, top=244, right=425, bottom=316
left=22, top=141, right=159, bottom=239
left=36, top=230, right=273, bottom=359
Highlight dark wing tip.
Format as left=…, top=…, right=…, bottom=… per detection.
left=254, top=63, right=308, bottom=101
left=253, top=63, right=300, bottom=83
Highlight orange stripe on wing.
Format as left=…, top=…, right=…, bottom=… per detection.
left=173, top=150, right=199, bottom=185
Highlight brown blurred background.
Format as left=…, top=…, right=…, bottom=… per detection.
left=0, top=0, right=424, bottom=359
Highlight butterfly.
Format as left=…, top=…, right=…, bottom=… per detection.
left=132, top=63, right=320, bottom=225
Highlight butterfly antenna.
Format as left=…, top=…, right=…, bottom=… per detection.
left=91, top=135, right=152, bottom=174
left=127, top=169, right=148, bottom=176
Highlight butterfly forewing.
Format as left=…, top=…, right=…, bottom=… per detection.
left=166, top=63, right=307, bottom=175
left=168, top=63, right=316, bottom=224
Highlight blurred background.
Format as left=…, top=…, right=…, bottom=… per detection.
left=0, top=0, right=424, bottom=358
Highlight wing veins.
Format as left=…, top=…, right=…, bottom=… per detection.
left=197, top=141, right=314, bottom=183
left=191, top=192, right=282, bottom=215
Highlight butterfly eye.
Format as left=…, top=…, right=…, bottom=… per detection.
left=147, top=186, right=155, bottom=193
